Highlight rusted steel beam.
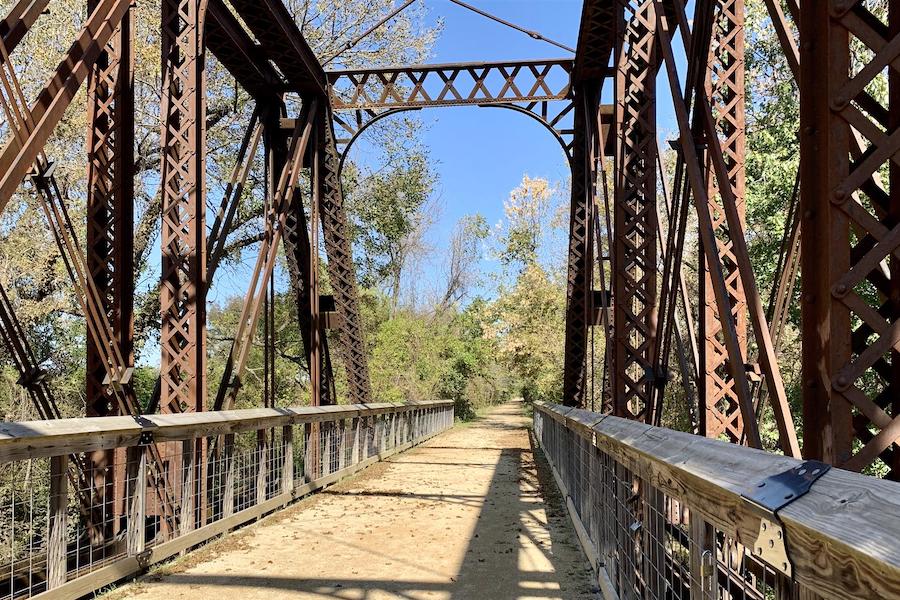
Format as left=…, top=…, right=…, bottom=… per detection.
left=327, top=59, right=573, bottom=110
left=205, top=0, right=282, bottom=103
left=562, top=82, right=597, bottom=407
left=86, top=0, right=134, bottom=420
left=574, top=0, right=618, bottom=82
left=651, top=0, right=763, bottom=448
left=212, top=102, right=317, bottom=412
left=318, top=110, right=372, bottom=405
left=698, top=0, right=749, bottom=444
left=227, top=0, right=326, bottom=98
left=85, top=0, right=134, bottom=544
left=0, top=0, right=50, bottom=56
left=800, top=0, right=900, bottom=477
left=159, top=0, right=207, bottom=415
left=611, top=0, right=658, bottom=420
left=666, top=0, right=799, bottom=456
left=0, top=0, right=130, bottom=215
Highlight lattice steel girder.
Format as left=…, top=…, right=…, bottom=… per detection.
left=318, top=109, right=373, bottom=405
left=575, top=0, right=618, bottom=82
left=562, top=84, right=597, bottom=408
left=86, top=0, right=134, bottom=419
left=800, top=0, right=900, bottom=477
left=327, top=59, right=574, bottom=110
left=0, top=0, right=49, bottom=54
left=159, top=0, right=206, bottom=414
left=85, top=0, right=134, bottom=542
left=612, top=0, right=659, bottom=421
left=0, top=0, right=130, bottom=214
left=698, top=0, right=749, bottom=443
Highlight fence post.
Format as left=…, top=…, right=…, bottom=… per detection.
left=126, top=445, right=147, bottom=557
left=181, top=439, right=196, bottom=535
left=690, top=513, right=718, bottom=600
left=282, top=425, right=294, bottom=496
left=222, top=433, right=235, bottom=518
left=47, top=454, right=68, bottom=589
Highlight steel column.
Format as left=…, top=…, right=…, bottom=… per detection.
left=85, top=0, right=134, bottom=541
left=159, top=0, right=206, bottom=414
left=319, top=110, right=371, bottom=405
left=800, top=0, right=900, bottom=476
left=698, top=0, right=748, bottom=442
left=613, top=0, right=658, bottom=421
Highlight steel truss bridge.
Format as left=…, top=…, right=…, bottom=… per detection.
left=0, top=0, right=898, bottom=598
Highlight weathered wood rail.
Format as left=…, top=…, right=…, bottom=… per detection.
left=0, top=400, right=453, bottom=600
left=533, top=402, right=900, bottom=600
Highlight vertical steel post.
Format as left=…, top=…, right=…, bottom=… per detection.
left=160, top=0, right=207, bottom=531
left=85, top=0, right=133, bottom=542
left=698, top=0, right=748, bottom=442
left=563, top=81, right=598, bottom=408
left=613, top=0, right=658, bottom=421
left=800, top=0, right=900, bottom=475
left=159, top=0, right=207, bottom=415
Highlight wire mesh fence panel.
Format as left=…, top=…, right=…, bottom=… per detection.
left=533, top=404, right=844, bottom=600
left=0, top=402, right=453, bottom=598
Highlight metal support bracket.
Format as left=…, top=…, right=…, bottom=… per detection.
left=741, top=460, right=830, bottom=577
left=138, top=430, right=154, bottom=446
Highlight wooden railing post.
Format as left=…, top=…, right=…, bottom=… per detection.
left=126, top=445, right=147, bottom=557
left=47, top=454, right=68, bottom=589
left=181, top=439, right=196, bottom=535
left=256, top=429, right=268, bottom=506
left=690, top=513, right=718, bottom=600
left=222, top=433, right=235, bottom=518
left=282, top=425, right=293, bottom=496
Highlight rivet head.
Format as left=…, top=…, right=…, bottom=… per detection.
left=834, top=375, right=850, bottom=390
left=832, top=188, right=848, bottom=203
left=832, top=283, right=849, bottom=297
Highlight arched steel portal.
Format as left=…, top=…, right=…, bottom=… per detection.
left=326, top=59, right=581, bottom=170
left=331, top=103, right=577, bottom=176
left=326, top=58, right=613, bottom=408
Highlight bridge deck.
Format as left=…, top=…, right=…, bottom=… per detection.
left=108, top=402, right=596, bottom=599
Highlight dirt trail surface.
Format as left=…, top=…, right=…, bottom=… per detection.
left=111, top=401, right=597, bottom=599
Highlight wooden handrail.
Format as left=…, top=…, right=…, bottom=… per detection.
left=534, top=401, right=900, bottom=600
left=0, top=400, right=452, bottom=462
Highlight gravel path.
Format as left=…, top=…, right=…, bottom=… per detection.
left=111, top=401, right=597, bottom=599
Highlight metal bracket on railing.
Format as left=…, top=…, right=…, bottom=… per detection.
left=741, top=460, right=830, bottom=577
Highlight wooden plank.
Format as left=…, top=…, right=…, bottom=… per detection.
left=47, top=455, right=67, bottom=589
left=222, top=433, right=235, bottom=518
left=125, top=445, right=146, bottom=556
left=282, top=425, right=294, bottom=495
left=535, top=402, right=900, bottom=600
left=0, top=401, right=453, bottom=462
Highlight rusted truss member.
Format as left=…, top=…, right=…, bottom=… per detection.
left=698, top=0, right=749, bottom=442
left=327, top=59, right=577, bottom=164
left=612, top=0, right=659, bottom=421
left=85, top=0, right=134, bottom=541
left=801, top=1, right=900, bottom=477
left=159, top=0, right=206, bottom=415
left=655, top=0, right=799, bottom=455
left=328, top=59, right=572, bottom=110
left=319, top=110, right=372, bottom=405
left=229, top=0, right=369, bottom=404
left=561, top=0, right=617, bottom=407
